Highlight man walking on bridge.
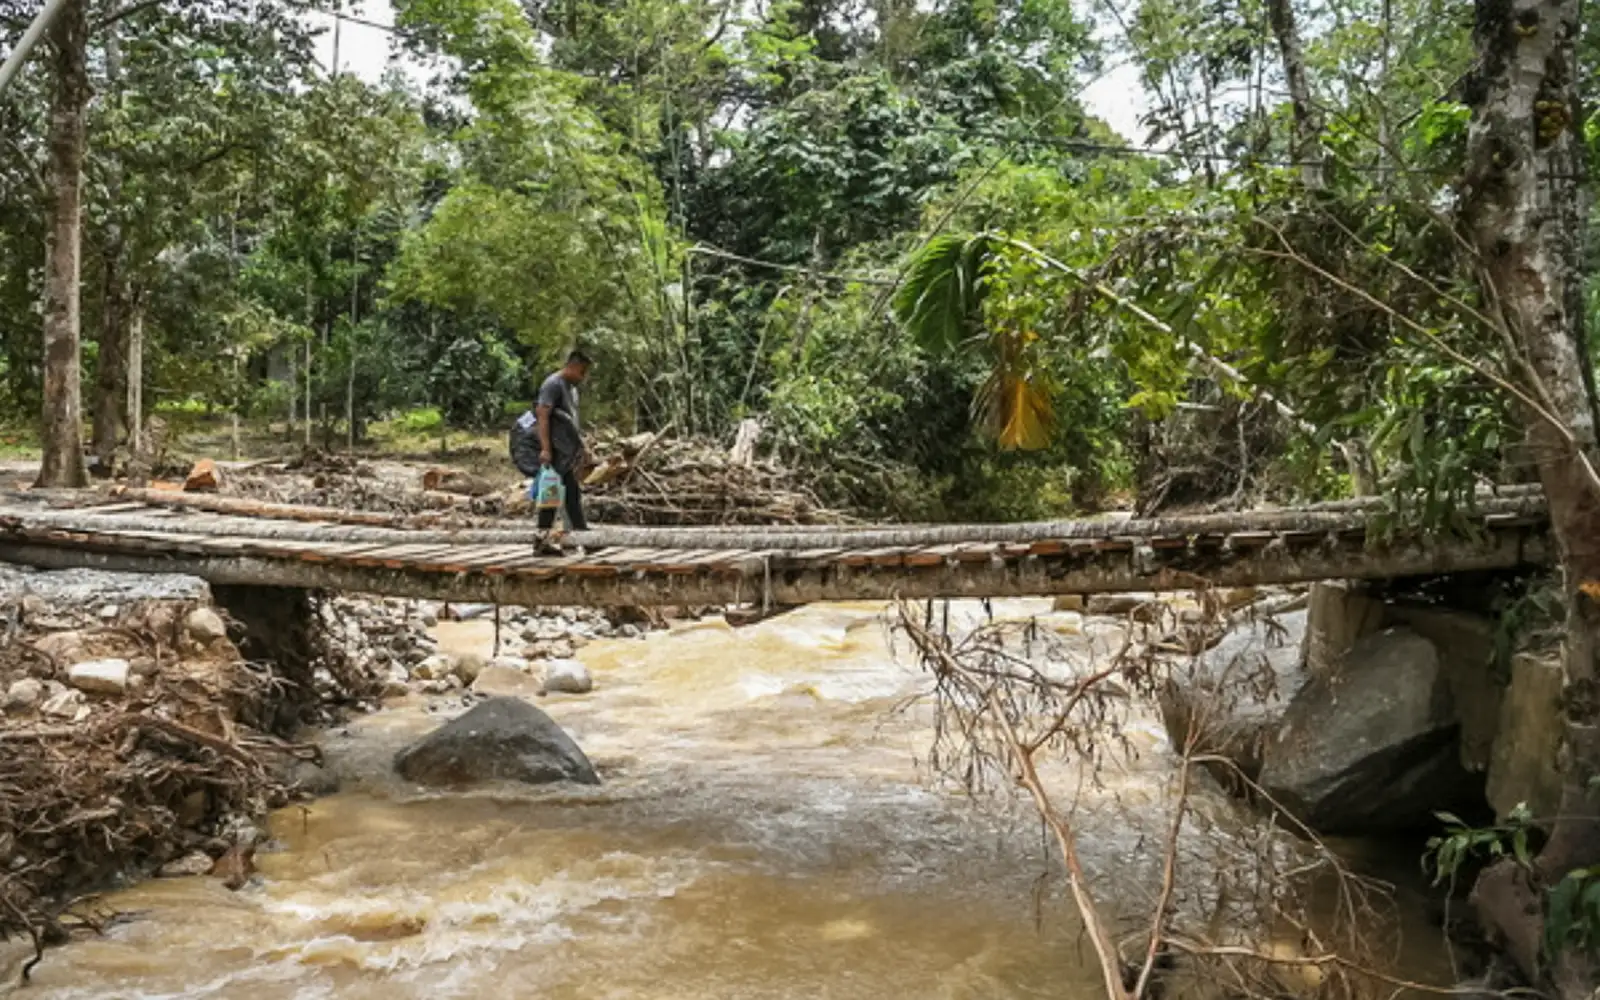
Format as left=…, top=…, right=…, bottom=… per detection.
left=533, top=350, right=592, bottom=535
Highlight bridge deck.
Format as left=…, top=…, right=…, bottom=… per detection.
left=0, top=489, right=1552, bottom=607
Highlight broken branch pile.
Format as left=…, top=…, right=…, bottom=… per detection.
left=0, top=570, right=358, bottom=966
left=228, top=460, right=508, bottom=518
left=0, top=688, right=293, bottom=960
left=581, top=430, right=848, bottom=526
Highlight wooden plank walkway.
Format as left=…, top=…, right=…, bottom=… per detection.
left=0, top=488, right=1554, bottom=607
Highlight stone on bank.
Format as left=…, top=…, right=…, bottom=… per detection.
left=1258, top=626, right=1479, bottom=832
left=67, top=658, right=132, bottom=695
left=4, top=677, right=43, bottom=711
left=1158, top=582, right=1558, bottom=836
left=542, top=659, right=593, bottom=695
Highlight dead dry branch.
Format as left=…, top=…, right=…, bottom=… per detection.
left=890, top=595, right=1431, bottom=1000
left=580, top=431, right=849, bottom=526
left=0, top=693, right=290, bottom=958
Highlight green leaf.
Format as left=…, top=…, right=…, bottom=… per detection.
left=893, top=234, right=993, bottom=354
left=1546, top=873, right=1584, bottom=957
left=1513, top=828, right=1531, bottom=866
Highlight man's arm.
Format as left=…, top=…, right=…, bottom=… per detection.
left=536, top=403, right=554, bottom=464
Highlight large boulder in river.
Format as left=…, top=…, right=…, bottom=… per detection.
left=394, top=697, right=599, bottom=787
left=1159, top=610, right=1309, bottom=786
left=1258, top=626, right=1479, bottom=833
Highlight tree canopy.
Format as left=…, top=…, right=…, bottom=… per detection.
left=0, top=0, right=1590, bottom=517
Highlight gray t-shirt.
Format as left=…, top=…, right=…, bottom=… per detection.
left=537, top=371, right=582, bottom=463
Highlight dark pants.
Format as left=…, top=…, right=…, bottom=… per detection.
left=537, top=466, right=588, bottom=531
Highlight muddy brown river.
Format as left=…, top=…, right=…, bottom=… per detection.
left=5, top=600, right=1451, bottom=999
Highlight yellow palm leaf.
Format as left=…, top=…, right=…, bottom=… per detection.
left=985, top=372, right=1054, bottom=451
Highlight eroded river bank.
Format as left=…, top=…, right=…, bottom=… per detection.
left=3, top=595, right=1457, bottom=999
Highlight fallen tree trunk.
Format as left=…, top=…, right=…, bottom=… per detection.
left=0, top=490, right=1550, bottom=550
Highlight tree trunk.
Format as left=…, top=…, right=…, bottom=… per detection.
left=286, top=346, right=297, bottom=441
left=1264, top=0, right=1324, bottom=189
left=91, top=26, right=128, bottom=475
left=347, top=245, right=358, bottom=450
left=303, top=337, right=312, bottom=449
left=126, top=297, right=142, bottom=453
left=345, top=349, right=356, bottom=451
left=1463, top=0, right=1600, bottom=991
left=35, top=0, right=90, bottom=489
left=93, top=260, right=129, bottom=473
left=231, top=355, right=241, bottom=462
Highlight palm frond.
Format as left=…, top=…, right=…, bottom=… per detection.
left=892, top=233, right=993, bottom=354
left=974, top=328, right=1056, bottom=451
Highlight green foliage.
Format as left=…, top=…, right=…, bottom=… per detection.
left=393, top=407, right=444, bottom=435
left=423, top=331, right=526, bottom=429
left=0, top=0, right=1573, bottom=528
left=894, top=235, right=992, bottom=354
left=1544, top=867, right=1600, bottom=961
left=1424, top=805, right=1535, bottom=885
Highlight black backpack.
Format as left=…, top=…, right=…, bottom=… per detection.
left=509, top=410, right=542, bottom=477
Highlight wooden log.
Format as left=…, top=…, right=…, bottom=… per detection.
left=184, top=459, right=221, bottom=492
left=0, top=491, right=1550, bottom=552
left=0, top=525, right=1551, bottom=606
left=421, top=468, right=496, bottom=497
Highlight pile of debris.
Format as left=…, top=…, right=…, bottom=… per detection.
left=140, top=420, right=847, bottom=528
left=581, top=424, right=846, bottom=526
left=226, top=457, right=511, bottom=518
left=0, top=568, right=334, bottom=963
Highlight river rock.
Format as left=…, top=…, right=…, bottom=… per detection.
left=1486, top=651, right=1565, bottom=823
left=1259, top=626, right=1478, bottom=832
left=1303, top=582, right=1384, bottom=679
left=32, top=630, right=90, bottom=666
left=1387, top=604, right=1500, bottom=771
left=381, top=667, right=410, bottom=699
left=1086, top=592, right=1159, bottom=617
left=525, top=638, right=576, bottom=661
left=412, top=654, right=450, bottom=681
left=1159, top=610, right=1309, bottom=784
left=394, top=697, right=600, bottom=787
left=542, top=659, right=593, bottom=695
left=184, top=607, right=229, bottom=644
left=4, top=678, right=43, bottom=711
left=67, top=658, right=131, bottom=695
left=0, top=568, right=210, bottom=611
left=471, top=665, right=545, bottom=698
left=159, top=851, right=216, bottom=878
left=40, top=688, right=88, bottom=721
left=451, top=654, right=487, bottom=686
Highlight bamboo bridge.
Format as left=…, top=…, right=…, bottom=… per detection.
left=0, top=487, right=1553, bottom=608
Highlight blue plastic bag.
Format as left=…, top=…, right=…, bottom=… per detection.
left=533, top=465, right=565, bottom=511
